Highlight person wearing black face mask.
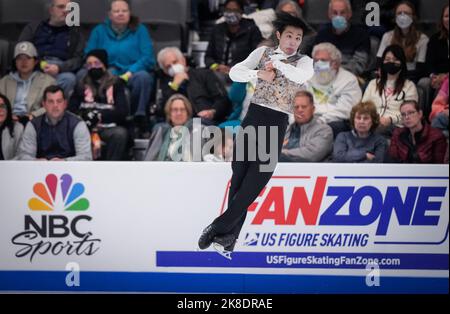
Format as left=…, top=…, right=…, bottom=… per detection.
left=205, top=0, right=263, bottom=84
left=69, top=49, right=130, bottom=160
left=383, top=62, right=402, bottom=75
left=362, top=44, right=419, bottom=138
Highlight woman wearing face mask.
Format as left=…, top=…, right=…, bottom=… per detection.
left=376, top=1, right=429, bottom=83
left=0, top=93, right=24, bottom=160
left=69, top=49, right=129, bottom=161
left=198, top=13, right=314, bottom=258
left=332, top=101, right=387, bottom=163
left=205, top=0, right=263, bottom=83
left=388, top=100, right=447, bottom=164
left=363, top=45, right=418, bottom=137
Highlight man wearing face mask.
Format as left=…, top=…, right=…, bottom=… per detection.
left=306, top=43, right=362, bottom=138
left=156, top=47, right=231, bottom=125
left=312, top=0, right=370, bottom=77
left=205, top=0, right=263, bottom=83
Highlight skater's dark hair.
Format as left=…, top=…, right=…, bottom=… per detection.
left=273, top=11, right=308, bottom=35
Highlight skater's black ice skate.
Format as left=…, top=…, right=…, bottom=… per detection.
left=198, top=224, right=218, bottom=250
left=212, top=234, right=237, bottom=260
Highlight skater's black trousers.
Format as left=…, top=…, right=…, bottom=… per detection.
left=213, top=103, right=289, bottom=236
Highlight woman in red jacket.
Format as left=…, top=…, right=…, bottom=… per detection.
left=389, top=100, right=447, bottom=163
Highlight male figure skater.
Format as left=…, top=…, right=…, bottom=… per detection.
left=198, top=12, right=314, bottom=259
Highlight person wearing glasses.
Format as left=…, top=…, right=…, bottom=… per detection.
left=143, top=94, right=203, bottom=162
left=388, top=100, right=447, bottom=164
left=18, top=0, right=85, bottom=98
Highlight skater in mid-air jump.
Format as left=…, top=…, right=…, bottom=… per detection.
left=198, top=12, right=314, bottom=259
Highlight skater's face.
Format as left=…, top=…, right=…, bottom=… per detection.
left=276, top=26, right=303, bottom=55
left=293, top=95, right=314, bottom=124
left=169, top=99, right=189, bottom=126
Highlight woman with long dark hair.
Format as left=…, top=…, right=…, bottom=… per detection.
left=376, top=1, right=429, bottom=82
left=0, top=93, right=24, bottom=160
left=363, top=44, right=418, bottom=136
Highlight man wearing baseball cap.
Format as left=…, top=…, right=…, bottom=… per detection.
left=0, top=41, right=55, bottom=126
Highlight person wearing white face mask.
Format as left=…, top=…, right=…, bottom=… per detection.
left=377, top=1, right=429, bottom=83
left=306, top=43, right=362, bottom=138
left=156, top=47, right=231, bottom=125
left=312, top=0, right=370, bottom=77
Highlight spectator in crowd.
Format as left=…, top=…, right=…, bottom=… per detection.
left=84, top=0, right=155, bottom=121
left=18, top=0, right=85, bottom=98
left=332, top=101, right=387, bottom=163
left=69, top=49, right=129, bottom=161
left=388, top=100, right=447, bottom=163
left=205, top=0, right=263, bottom=82
left=351, top=0, right=420, bottom=38
left=0, top=42, right=56, bottom=126
left=307, top=43, right=362, bottom=138
left=203, top=127, right=234, bottom=162
left=363, top=44, right=418, bottom=136
left=0, top=93, right=24, bottom=160
left=144, top=94, right=203, bottom=162
left=430, top=76, right=449, bottom=138
left=280, top=90, right=334, bottom=162
left=313, top=0, right=371, bottom=77
left=257, top=0, right=316, bottom=54
left=0, top=39, right=9, bottom=77
left=419, top=4, right=449, bottom=117
left=17, top=85, right=92, bottom=161
left=376, top=1, right=429, bottom=83
left=157, top=47, right=231, bottom=125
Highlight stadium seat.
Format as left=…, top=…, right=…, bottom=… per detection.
left=130, top=0, right=192, bottom=53
left=302, top=0, right=330, bottom=28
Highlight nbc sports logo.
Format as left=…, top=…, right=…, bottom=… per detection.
left=28, top=174, right=89, bottom=212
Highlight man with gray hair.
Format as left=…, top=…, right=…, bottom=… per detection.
left=18, top=0, right=85, bottom=98
left=307, top=42, right=362, bottom=137
left=312, top=0, right=370, bottom=77
left=156, top=47, right=231, bottom=125
left=280, top=90, right=334, bottom=162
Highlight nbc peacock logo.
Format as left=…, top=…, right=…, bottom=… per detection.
left=28, top=174, right=89, bottom=212
left=12, top=174, right=101, bottom=262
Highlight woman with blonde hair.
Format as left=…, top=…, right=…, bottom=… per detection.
left=144, top=94, right=201, bottom=162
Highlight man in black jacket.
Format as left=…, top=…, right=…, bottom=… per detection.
left=156, top=47, right=232, bottom=126
left=205, top=0, right=263, bottom=83
left=18, top=0, right=85, bottom=98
